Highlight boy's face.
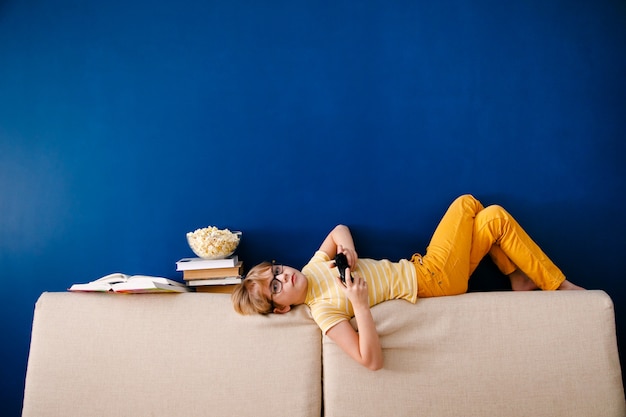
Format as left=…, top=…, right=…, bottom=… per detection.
left=267, top=265, right=308, bottom=314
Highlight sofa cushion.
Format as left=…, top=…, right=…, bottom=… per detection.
left=323, top=290, right=625, bottom=417
left=22, top=292, right=321, bottom=417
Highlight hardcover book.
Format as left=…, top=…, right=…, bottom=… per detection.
left=182, top=262, right=243, bottom=280
left=176, top=255, right=239, bottom=271
left=186, top=276, right=243, bottom=286
left=69, top=273, right=189, bottom=293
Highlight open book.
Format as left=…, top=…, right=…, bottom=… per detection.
left=69, top=273, right=189, bottom=293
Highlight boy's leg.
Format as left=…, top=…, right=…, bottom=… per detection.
left=416, top=194, right=484, bottom=296
left=470, top=204, right=566, bottom=290
left=485, top=246, right=539, bottom=290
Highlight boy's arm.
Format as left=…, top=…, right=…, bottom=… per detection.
left=319, top=224, right=358, bottom=268
left=325, top=269, right=383, bottom=370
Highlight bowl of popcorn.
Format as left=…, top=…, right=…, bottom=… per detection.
left=186, top=226, right=242, bottom=259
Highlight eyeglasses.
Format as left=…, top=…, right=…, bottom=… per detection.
left=270, top=261, right=283, bottom=295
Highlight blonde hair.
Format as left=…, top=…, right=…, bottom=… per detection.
left=231, top=262, right=274, bottom=315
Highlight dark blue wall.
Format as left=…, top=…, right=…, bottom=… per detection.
left=1, top=0, right=625, bottom=414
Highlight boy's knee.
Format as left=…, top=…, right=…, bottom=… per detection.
left=454, top=194, right=482, bottom=211
left=477, top=204, right=510, bottom=222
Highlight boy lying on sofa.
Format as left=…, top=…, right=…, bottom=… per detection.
left=231, top=194, right=584, bottom=370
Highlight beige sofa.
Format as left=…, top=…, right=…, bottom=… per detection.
left=22, top=290, right=625, bottom=417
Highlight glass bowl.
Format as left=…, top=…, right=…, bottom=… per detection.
left=186, top=228, right=241, bottom=259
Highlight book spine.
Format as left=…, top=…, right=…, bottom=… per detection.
left=187, top=277, right=242, bottom=286
left=176, top=256, right=238, bottom=271
left=194, top=285, right=237, bottom=294
left=182, top=263, right=243, bottom=280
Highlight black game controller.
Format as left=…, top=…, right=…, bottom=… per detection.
left=334, top=253, right=353, bottom=283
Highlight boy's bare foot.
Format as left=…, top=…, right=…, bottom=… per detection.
left=508, top=269, right=538, bottom=291
left=557, top=280, right=585, bottom=290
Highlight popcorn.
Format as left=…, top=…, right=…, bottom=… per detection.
left=186, top=226, right=241, bottom=259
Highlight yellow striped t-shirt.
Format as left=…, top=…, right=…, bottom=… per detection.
left=302, top=251, right=418, bottom=334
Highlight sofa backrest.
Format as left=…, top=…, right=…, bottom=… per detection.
left=22, top=292, right=321, bottom=417
left=322, top=290, right=625, bottom=417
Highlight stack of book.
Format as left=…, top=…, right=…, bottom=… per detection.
left=176, top=255, right=243, bottom=293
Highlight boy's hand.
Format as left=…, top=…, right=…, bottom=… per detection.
left=337, top=244, right=358, bottom=269
left=338, top=268, right=369, bottom=309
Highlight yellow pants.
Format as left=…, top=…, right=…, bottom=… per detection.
left=412, top=194, right=566, bottom=297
